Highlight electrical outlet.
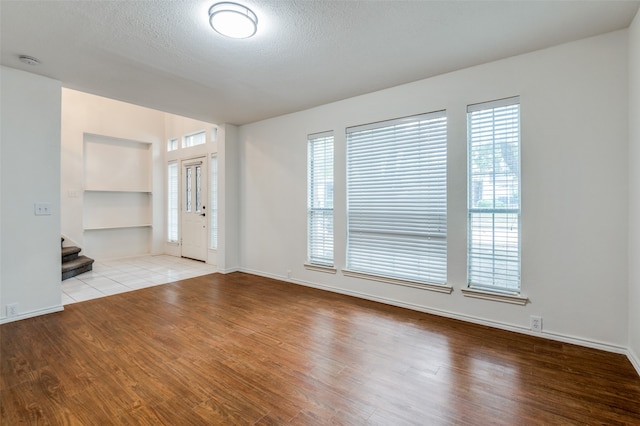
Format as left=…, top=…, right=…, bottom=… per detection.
left=286, top=269, right=291, bottom=279
left=530, top=315, right=542, bottom=332
left=6, top=303, right=18, bottom=317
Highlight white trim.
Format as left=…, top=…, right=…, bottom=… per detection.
left=539, top=329, right=628, bottom=355
left=84, top=188, right=152, bottom=193
left=238, top=267, right=629, bottom=356
left=346, top=110, right=446, bottom=133
left=461, top=287, right=528, bottom=305
left=467, top=95, right=520, bottom=112
left=84, top=132, right=153, bottom=145
left=628, top=348, right=640, bottom=377
left=84, top=224, right=152, bottom=231
left=342, top=268, right=453, bottom=294
left=218, top=267, right=240, bottom=274
left=307, top=130, right=333, bottom=140
left=304, top=263, right=337, bottom=274
left=0, top=305, right=64, bottom=325
left=61, top=233, right=81, bottom=248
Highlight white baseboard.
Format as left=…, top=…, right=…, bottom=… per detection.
left=628, top=348, right=640, bottom=376
left=219, top=267, right=240, bottom=274
left=239, top=267, right=629, bottom=356
left=0, top=305, right=64, bottom=325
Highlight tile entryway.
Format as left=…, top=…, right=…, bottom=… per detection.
left=62, top=255, right=218, bottom=305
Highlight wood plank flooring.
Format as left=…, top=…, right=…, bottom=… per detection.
left=2, top=272, right=640, bottom=425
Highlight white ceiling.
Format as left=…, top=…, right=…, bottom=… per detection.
left=1, top=0, right=638, bottom=125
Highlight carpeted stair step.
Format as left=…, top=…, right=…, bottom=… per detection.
left=62, top=255, right=94, bottom=281
left=62, top=246, right=81, bottom=263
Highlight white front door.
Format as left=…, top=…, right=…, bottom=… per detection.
left=181, top=158, right=207, bottom=261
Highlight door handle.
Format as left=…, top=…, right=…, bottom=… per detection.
left=200, top=213, right=206, bottom=217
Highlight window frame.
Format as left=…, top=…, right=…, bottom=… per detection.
left=306, top=131, right=335, bottom=269
left=182, top=130, right=206, bottom=149
left=344, top=111, right=450, bottom=291
left=167, top=161, right=179, bottom=243
left=466, top=96, right=523, bottom=297
left=210, top=155, right=218, bottom=250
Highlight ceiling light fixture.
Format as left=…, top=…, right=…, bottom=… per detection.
left=209, top=2, right=258, bottom=39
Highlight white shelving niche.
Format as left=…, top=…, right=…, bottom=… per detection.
left=83, top=133, right=153, bottom=259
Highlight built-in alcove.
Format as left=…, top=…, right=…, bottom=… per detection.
left=82, top=133, right=153, bottom=259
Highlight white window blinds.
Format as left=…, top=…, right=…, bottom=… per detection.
left=467, top=97, right=521, bottom=293
left=346, top=112, right=447, bottom=285
left=167, top=162, right=178, bottom=243
left=307, top=131, right=334, bottom=266
left=210, top=156, right=218, bottom=249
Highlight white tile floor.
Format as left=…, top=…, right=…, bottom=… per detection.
left=62, top=255, right=218, bottom=305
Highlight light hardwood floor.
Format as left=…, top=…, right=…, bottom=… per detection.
left=2, top=272, right=639, bottom=424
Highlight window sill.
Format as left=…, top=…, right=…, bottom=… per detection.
left=342, top=269, right=453, bottom=294
left=304, top=263, right=337, bottom=274
left=461, top=287, right=528, bottom=305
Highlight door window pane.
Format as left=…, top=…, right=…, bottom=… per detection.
left=195, top=165, right=202, bottom=212
left=185, top=167, right=192, bottom=212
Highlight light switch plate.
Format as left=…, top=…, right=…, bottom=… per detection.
left=34, top=202, right=52, bottom=216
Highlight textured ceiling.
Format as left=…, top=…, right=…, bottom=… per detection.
left=1, top=0, right=639, bottom=125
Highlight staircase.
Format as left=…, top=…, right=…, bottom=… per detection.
left=61, top=238, right=94, bottom=280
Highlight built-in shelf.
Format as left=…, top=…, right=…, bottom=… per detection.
left=84, top=188, right=152, bottom=193
left=83, top=133, right=153, bottom=259
left=84, top=224, right=152, bottom=231
left=83, top=191, right=151, bottom=231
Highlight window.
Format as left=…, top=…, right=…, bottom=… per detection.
left=195, top=165, right=202, bottom=212
left=167, top=138, right=178, bottom=151
left=183, top=131, right=206, bottom=148
left=185, top=167, right=192, bottom=212
left=167, top=162, right=178, bottom=243
left=210, top=156, right=218, bottom=249
left=346, top=112, right=447, bottom=286
left=467, top=97, right=521, bottom=294
left=307, top=131, right=334, bottom=266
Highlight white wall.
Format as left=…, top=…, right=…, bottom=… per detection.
left=164, top=119, right=240, bottom=272
left=1, top=67, right=63, bottom=323
left=628, top=10, right=640, bottom=373
left=62, top=90, right=231, bottom=266
left=61, top=89, right=165, bottom=257
left=164, top=113, right=219, bottom=264
left=238, top=31, right=630, bottom=351
left=217, top=124, right=240, bottom=272
left=162, top=118, right=238, bottom=272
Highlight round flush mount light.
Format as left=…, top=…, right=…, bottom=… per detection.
left=209, top=2, right=258, bottom=39
left=19, top=55, right=40, bottom=66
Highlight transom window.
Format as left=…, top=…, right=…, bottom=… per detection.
left=183, top=131, right=206, bottom=148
